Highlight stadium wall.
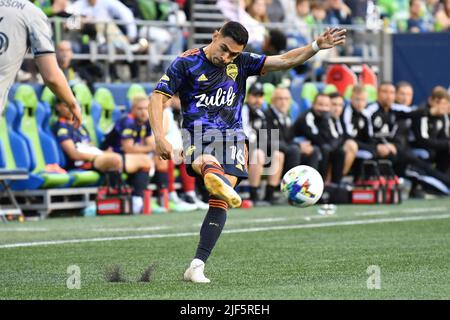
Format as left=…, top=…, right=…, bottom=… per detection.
left=392, top=32, right=450, bottom=106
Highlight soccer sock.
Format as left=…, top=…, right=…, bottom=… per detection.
left=250, top=186, right=259, bottom=202
left=194, top=196, right=228, bottom=263
left=168, top=160, right=175, bottom=193
left=264, top=185, right=275, bottom=202
left=201, top=162, right=231, bottom=187
left=180, top=163, right=196, bottom=192
left=153, top=171, right=169, bottom=190
left=130, top=170, right=150, bottom=197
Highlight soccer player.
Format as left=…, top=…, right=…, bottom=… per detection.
left=0, top=0, right=81, bottom=127
left=148, top=21, right=346, bottom=283
left=101, top=94, right=156, bottom=213
left=54, top=96, right=153, bottom=213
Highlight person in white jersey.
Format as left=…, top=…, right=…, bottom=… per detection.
left=0, top=0, right=81, bottom=127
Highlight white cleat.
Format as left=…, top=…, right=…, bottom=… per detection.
left=183, top=259, right=211, bottom=283
left=204, top=173, right=242, bottom=208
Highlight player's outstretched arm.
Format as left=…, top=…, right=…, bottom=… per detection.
left=262, top=27, right=347, bottom=73
left=35, top=54, right=82, bottom=128
left=148, top=92, right=174, bottom=160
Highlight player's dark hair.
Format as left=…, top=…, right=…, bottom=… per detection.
left=219, top=21, right=249, bottom=46
left=328, top=92, right=342, bottom=100
left=379, top=81, right=394, bottom=89
left=430, top=86, right=450, bottom=101
left=395, top=81, right=413, bottom=91
left=267, top=29, right=287, bottom=54
left=313, top=93, right=330, bottom=104
left=352, top=84, right=366, bottom=95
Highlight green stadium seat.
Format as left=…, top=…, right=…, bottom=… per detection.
left=323, top=84, right=338, bottom=95
left=263, top=83, right=275, bottom=105
left=364, top=84, right=378, bottom=104
left=72, top=83, right=103, bottom=147
left=126, top=83, right=147, bottom=112
left=14, top=85, right=71, bottom=188
left=94, top=87, right=122, bottom=134
left=344, top=85, right=354, bottom=101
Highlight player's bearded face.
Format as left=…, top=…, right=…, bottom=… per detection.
left=210, top=33, right=244, bottom=68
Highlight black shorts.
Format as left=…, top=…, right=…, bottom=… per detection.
left=183, top=138, right=249, bottom=182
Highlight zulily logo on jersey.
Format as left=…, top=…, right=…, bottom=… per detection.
left=194, top=87, right=236, bottom=109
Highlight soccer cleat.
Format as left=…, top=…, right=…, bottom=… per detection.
left=183, top=259, right=210, bottom=283
left=184, top=194, right=209, bottom=210
left=151, top=198, right=168, bottom=214
left=169, top=192, right=198, bottom=212
left=169, top=200, right=198, bottom=212
left=203, top=173, right=242, bottom=208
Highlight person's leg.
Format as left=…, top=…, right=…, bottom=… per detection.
left=191, top=154, right=241, bottom=208
left=435, top=149, right=450, bottom=174
left=123, top=154, right=153, bottom=174
left=343, top=139, right=358, bottom=176
left=180, top=162, right=209, bottom=209
left=122, top=154, right=152, bottom=214
left=148, top=157, right=169, bottom=210
left=331, top=147, right=345, bottom=184
left=283, top=144, right=302, bottom=174
left=302, top=146, right=321, bottom=170
left=93, top=152, right=123, bottom=172
left=248, top=148, right=265, bottom=202
left=318, top=146, right=330, bottom=180
left=265, top=150, right=285, bottom=202
left=184, top=154, right=240, bottom=283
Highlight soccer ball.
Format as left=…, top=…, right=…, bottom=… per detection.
left=281, top=165, right=324, bottom=207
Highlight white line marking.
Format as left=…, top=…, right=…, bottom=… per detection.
left=354, top=206, right=449, bottom=216
left=0, top=228, right=49, bottom=232
left=1, top=213, right=450, bottom=249
left=92, top=226, right=169, bottom=232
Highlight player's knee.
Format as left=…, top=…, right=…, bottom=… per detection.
left=111, top=154, right=123, bottom=170
left=345, top=140, right=358, bottom=154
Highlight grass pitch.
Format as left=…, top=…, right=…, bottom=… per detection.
left=1, top=198, right=450, bottom=300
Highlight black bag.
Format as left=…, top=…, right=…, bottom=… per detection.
left=319, top=182, right=352, bottom=204
left=96, top=172, right=132, bottom=215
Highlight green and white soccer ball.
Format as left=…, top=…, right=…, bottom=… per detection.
left=281, top=165, right=324, bottom=207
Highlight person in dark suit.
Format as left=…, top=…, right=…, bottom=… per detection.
left=243, top=82, right=284, bottom=205
left=291, top=93, right=345, bottom=184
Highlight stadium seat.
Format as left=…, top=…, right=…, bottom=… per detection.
left=324, top=64, right=358, bottom=96
left=93, top=83, right=154, bottom=107
left=13, top=85, right=72, bottom=188
left=360, top=64, right=378, bottom=86
left=7, top=83, right=44, bottom=102
left=0, top=102, right=45, bottom=190
left=125, top=83, right=147, bottom=112
left=364, top=84, right=378, bottom=104
left=94, top=87, right=122, bottom=134
left=323, top=84, right=338, bottom=95
left=344, top=84, right=377, bottom=104
left=344, top=85, right=354, bottom=101
left=72, top=83, right=103, bottom=147
left=39, top=101, right=101, bottom=188
left=300, top=82, right=319, bottom=112
left=263, top=83, right=275, bottom=105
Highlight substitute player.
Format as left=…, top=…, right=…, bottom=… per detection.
left=0, top=0, right=81, bottom=126
left=148, top=21, right=346, bottom=283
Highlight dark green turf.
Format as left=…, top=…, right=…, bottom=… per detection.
left=0, top=198, right=449, bottom=299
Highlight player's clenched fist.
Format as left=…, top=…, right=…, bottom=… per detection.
left=155, top=136, right=174, bottom=160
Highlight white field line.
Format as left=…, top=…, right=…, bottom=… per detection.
left=92, top=226, right=170, bottom=232
left=1, top=213, right=450, bottom=249
left=353, top=206, right=449, bottom=216
left=0, top=228, right=49, bottom=232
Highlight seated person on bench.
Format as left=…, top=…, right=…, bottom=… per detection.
left=53, top=97, right=153, bottom=213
